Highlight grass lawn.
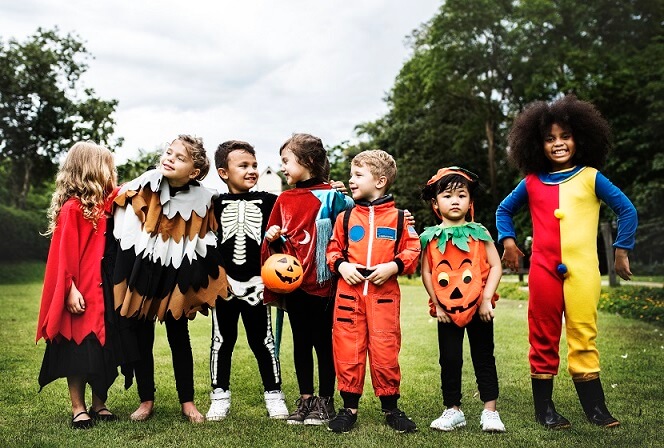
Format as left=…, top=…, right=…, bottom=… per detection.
left=1, top=266, right=663, bottom=447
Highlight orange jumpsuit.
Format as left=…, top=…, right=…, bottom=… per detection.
left=327, top=196, right=420, bottom=396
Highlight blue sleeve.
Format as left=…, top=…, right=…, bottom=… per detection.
left=595, top=172, right=638, bottom=250
left=331, top=191, right=354, bottom=217
left=496, top=179, right=528, bottom=243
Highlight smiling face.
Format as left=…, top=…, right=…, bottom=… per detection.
left=159, top=139, right=200, bottom=187
left=348, top=163, right=384, bottom=202
left=218, top=150, right=258, bottom=194
left=433, top=184, right=471, bottom=226
left=280, top=147, right=311, bottom=185
left=544, top=123, right=577, bottom=171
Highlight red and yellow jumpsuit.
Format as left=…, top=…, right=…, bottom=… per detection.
left=327, top=196, right=420, bottom=396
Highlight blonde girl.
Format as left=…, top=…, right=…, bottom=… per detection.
left=37, top=141, right=119, bottom=429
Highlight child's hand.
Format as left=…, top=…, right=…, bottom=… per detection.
left=478, top=299, right=495, bottom=322
left=265, top=225, right=285, bottom=243
left=403, top=209, right=416, bottom=227
left=435, top=305, right=451, bottom=323
left=366, top=262, right=398, bottom=285
left=66, top=283, right=86, bottom=314
left=329, top=179, right=348, bottom=194
left=614, top=248, right=633, bottom=281
left=339, top=262, right=367, bottom=285
left=501, top=238, right=524, bottom=272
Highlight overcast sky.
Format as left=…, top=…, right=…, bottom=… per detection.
left=1, top=0, right=440, bottom=191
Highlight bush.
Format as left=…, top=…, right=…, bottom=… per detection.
left=0, top=204, right=49, bottom=261
left=498, top=281, right=663, bottom=327
left=599, top=286, right=664, bottom=326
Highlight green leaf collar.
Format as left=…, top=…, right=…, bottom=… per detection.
left=419, top=222, right=492, bottom=253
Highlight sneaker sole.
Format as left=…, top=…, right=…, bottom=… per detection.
left=328, top=426, right=352, bottom=433
left=287, top=419, right=304, bottom=425
left=303, top=419, right=327, bottom=425
left=206, top=415, right=227, bottom=421
left=268, top=414, right=289, bottom=420
left=482, top=426, right=506, bottom=433
left=430, top=421, right=466, bottom=431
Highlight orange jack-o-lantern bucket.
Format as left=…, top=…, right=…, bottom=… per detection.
left=261, top=254, right=304, bottom=294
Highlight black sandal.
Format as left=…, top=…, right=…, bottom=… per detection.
left=88, top=407, right=118, bottom=422
left=71, top=411, right=95, bottom=429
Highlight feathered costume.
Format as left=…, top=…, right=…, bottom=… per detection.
left=111, top=169, right=229, bottom=321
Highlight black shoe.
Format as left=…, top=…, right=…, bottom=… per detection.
left=71, top=411, right=95, bottom=430
left=581, top=402, right=620, bottom=427
left=287, top=396, right=313, bottom=425
left=304, top=396, right=336, bottom=425
left=532, top=378, right=571, bottom=430
left=535, top=399, right=572, bottom=429
left=328, top=408, right=357, bottom=433
left=574, top=378, right=620, bottom=428
left=88, top=407, right=118, bottom=422
left=384, top=408, right=417, bottom=433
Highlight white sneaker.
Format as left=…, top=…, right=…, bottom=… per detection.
left=264, top=390, right=289, bottom=419
left=206, top=388, right=231, bottom=421
left=480, top=409, right=506, bottom=432
left=430, top=408, right=466, bottom=431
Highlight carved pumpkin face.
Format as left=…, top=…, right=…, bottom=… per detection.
left=429, top=239, right=487, bottom=327
left=261, top=254, right=304, bottom=294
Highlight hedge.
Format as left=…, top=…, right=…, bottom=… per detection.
left=0, top=204, right=49, bottom=261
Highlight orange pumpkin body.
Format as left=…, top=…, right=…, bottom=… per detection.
left=261, top=254, right=304, bottom=294
left=426, top=237, right=491, bottom=327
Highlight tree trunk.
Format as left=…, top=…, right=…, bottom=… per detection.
left=485, top=119, right=497, bottom=206
left=18, top=157, right=32, bottom=210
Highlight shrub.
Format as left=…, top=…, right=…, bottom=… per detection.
left=599, top=286, right=664, bottom=326
left=0, top=204, right=49, bottom=261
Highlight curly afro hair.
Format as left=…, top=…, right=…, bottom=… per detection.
left=507, top=94, right=612, bottom=174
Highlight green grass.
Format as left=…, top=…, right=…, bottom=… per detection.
left=1, top=265, right=663, bottom=447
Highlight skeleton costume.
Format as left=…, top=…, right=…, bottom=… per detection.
left=209, top=191, right=282, bottom=392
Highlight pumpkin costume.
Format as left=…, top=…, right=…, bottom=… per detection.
left=420, top=167, right=502, bottom=414
left=419, top=223, right=497, bottom=327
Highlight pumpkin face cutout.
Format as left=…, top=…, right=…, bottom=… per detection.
left=429, top=238, right=488, bottom=327
left=261, top=254, right=304, bottom=294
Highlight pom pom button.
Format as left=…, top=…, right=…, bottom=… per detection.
left=557, top=263, right=568, bottom=276
left=554, top=209, right=564, bottom=219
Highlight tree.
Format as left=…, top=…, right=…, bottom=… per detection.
left=0, top=28, right=120, bottom=209
left=348, top=0, right=663, bottom=262
left=116, top=148, right=161, bottom=184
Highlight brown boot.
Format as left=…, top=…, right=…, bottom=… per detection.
left=574, top=378, right=620, bottom=427
left=532, top=378, right=571, bottom=429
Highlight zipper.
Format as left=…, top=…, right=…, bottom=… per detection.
left=364, top=205, right=374, bottom=296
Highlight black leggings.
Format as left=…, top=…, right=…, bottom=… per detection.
left=437, top=312, right=499, bottom=407
left=210, top=298, right=281, bottom=391
left=285, top=289, right=335, bottom=397
left=133, top=314, right=195, bottom=404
